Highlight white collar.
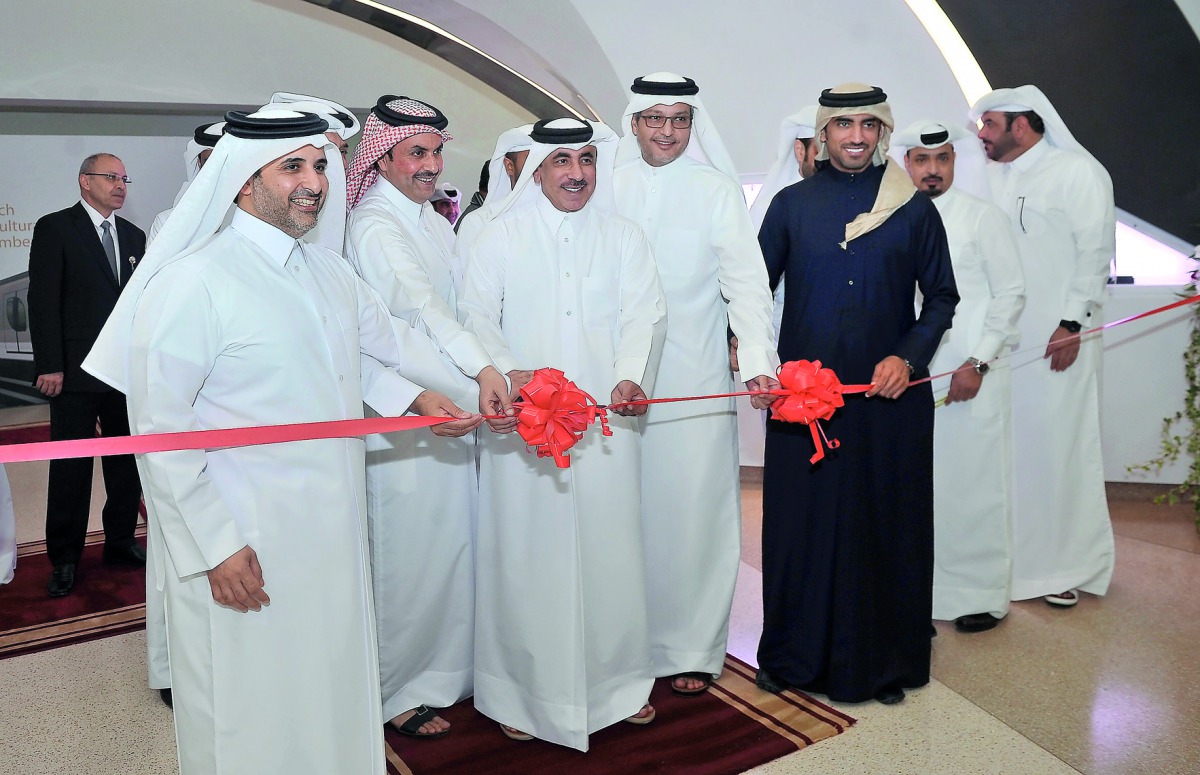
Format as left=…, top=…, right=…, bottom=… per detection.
left=535, top=191, right=589, bottom=235
left=636, top=154, right=687, bottom=180
left=229, top=207, right=299, bottom=267
left=1007, top=138, right=1049, bottom=173
left=372, top=176, right=424, bottom=227
left=930, top=186, right=959, bottom=212
left=79, top=199, right=114, bottom=229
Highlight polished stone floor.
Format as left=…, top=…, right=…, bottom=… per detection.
left=2, top=404, right=1197, bottom=774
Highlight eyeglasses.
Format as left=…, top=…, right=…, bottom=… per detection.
left=637, top=113, right=692, bottom=129
left=83, top=173, right=133, bottom=184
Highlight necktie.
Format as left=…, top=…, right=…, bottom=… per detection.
left=100, top=221, right=118, bottom=280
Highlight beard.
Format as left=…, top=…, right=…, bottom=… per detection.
left=251, top=177, right=321, bottom=238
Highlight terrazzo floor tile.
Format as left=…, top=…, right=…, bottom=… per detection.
left=932, top=532, right=1200, bottom=775
left=0, top=631, right=177, bottom=775
left=745, top=679, right=1078, bottom=775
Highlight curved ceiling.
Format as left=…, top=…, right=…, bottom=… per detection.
left=296, top=0, right=1198, bottom=245
left=299, top=0, right=618, bottom=121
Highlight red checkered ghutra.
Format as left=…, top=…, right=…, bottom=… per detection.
left=346, top=98, right=453, bottom=210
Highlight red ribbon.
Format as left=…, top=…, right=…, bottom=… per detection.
left=769, top=359, right=871, bottom=464
left=7, top=293, right=1196, bottom=469
left=0, top=415, right=449, bottom=465
left=515, top=368, right=611, bottom=468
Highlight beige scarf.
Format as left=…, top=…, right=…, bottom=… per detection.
left=840, top=161, right=915, bottom=249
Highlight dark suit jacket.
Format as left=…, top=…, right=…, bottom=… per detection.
left=28, top=202, right=146, bottom=393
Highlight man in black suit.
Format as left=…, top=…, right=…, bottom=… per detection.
left=28, top=153, right=145, bottom=597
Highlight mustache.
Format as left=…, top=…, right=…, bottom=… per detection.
left=562, top=178, right=588, bottom=187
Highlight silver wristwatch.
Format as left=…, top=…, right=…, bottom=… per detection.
left=968, top=357, right=989, bottom=375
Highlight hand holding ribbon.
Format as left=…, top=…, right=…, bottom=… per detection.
left=610, top=380, right=649, bottom=417
left=410, top=390, right=482, bottom=437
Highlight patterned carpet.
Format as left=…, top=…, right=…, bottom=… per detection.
left=0, top=533, right=147, bottom=659
left=384, top=655, right=854, bottom=775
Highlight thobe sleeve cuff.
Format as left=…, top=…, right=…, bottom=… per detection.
left=152, top=510, right=212, bottom=580
left=197, top=523, right=251, bottom=575
left=362, top=363, right=425, bottom=417
left=972, top=333, right=1007, bottom=363
left=1062, top=301, right=1092, bottom=325
left=735, top=345, right=780, bottom=382
left=492, top=353, right=522, bottom=376
left=613, top=357, right=649, bottom=389
left=139, top=452, right=250, bottom=579
left=443, top=331, right=496, bottom=379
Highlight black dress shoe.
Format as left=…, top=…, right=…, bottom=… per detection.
left=48, top=563, right=76, bottom=597
left=954, top=613, right=1001, bottom=633
left=159, top=688, right=173, bottom=709
left=755, top=668, right=790, bottom=694
left=874, top=686, right=905, bottom=705
left=102, top=540, right=146, bottom=566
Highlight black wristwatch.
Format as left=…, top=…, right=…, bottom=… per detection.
left=1059, top=319, right=1082, bottom=334
left=968, top=357, right=989, bottom=375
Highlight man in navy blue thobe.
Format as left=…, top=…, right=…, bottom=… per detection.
left=755, top=84, right=958, bottom=705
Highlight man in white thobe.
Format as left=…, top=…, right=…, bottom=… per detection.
left=344, top=95, right=511, bottom=738
left=83, top=108, right=479, bottom=775
left=748, top=106, right=819, bottom=341
left=430, top=182, right=461, bottom=226
left=612, top=72, right=777, bottom=695
left=460, top=118, right=666, bottom=750
left=145, top=94, right=365, bottom=708
left=749, top=106, right=821, bottom=233
left=148, top=121, right=224, bottom=245
left=971, top=86, right=1116, bottom=607
left=453, top=123, right=533, bottom=254
left=268, top=90, right=362, bottom=163
left=894, top=119, right=1026, bottom=632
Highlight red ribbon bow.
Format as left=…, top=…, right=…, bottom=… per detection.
left=770, top=359, right=869, bottom=464
left=515, top=368, right=612, bottom=468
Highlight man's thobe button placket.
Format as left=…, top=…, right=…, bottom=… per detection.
left=339, top=375, right=344, bottom=382
left=566, top=311, right=572, bottom=316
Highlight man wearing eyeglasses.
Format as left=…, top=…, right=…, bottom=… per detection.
left=28, top=153, right=146, bottom=598
left=613, top=73, right=778, bottom=698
